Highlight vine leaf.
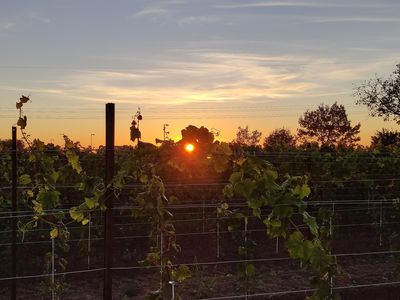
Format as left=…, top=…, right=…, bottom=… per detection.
left=20, top=95, right=30, bottom=103
left=19, top=174, right=31, bottom=185
left=171, top=265, right=191, bottom=283
left=69, top=207, right=84, bottom=223
left=85, top=197, right=98, bottom=209
left=303, top=211, right=319, bottom=237
left=287, top=231, right=305, bottom=259
left=294, top=184, right=311, bottom=199
left=36, top=190, right=60, bottom=210
left=50, top=227, right=58, bottom=239
left=17, top=116, right=27, bottom=129
left=66, top=151, right=83, bottom=174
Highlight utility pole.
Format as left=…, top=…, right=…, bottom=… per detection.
left=90, top=133, right=95, bottom=149
left=163, top=124, right=170, bottom=141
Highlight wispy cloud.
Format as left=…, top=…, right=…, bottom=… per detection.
left=28, top=12, right=51, bottom=24
left=215, top=1, right=349, bottom=9
left=0, top=12, right=50, bottom=32
left=133, top=7, right=169, bottom=18
left=2, top=50, right=397, bottom=108
left=300, top=16, right=400, bottom=24
left=0, top=23, right=15, bottom=31
left=37, top=51, right=320, bottom=105
left=132, top=0, right=187, bottom=19
left=0, top=85, right=65, bottom=95
left=215, top=1, right=399, bottom=10
left=177, top=15, right=221, bottom=25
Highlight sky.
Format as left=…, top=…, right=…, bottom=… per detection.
left=0, top=0, right=399, bottom=147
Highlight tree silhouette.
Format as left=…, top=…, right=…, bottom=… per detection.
left=297, top=102, right=361, bottom=148
left=370, top=129, right=400, bottom=147
left=233, top=126, right=262, bottom=148
left=354, top=63, right=400, bottom=122
left=263, top=128, right=296, bottom=150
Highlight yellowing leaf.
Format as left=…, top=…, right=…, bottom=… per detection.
left=294, top=184, right=311, bottom=199
left=85, top=197, right=97, bottom=209
left=171, top=265, right=191, bottom=283
left=69, top=207, right=84, bottom=222
left=50, top=228, right=58, bottom=239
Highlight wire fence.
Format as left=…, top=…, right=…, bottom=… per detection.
left=1, top=190, right=400, bottom=299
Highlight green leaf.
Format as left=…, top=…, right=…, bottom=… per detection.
left=287, top=231, right=304, bottom=259
left=303, top=240, right=314, bottom=261
left=235, top=180, right=257, bottom=199
left=19, top=174, right=31, bottom=185
left=303, top=212, right=319, bottom=237
left=309, top=246, right=330, bottom=271
left=66, top=151, right=83, bottom=174
left=36, top=190, right=60, bottom=210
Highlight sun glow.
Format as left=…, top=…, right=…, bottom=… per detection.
left=185, top=143, right=195, bottom=153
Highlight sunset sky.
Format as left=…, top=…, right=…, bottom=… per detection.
left=0, top=0, right=399, bottom=147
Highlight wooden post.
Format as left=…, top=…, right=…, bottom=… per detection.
left=104, top=103, right=115, bottom=300
left=11, top=126, right=17, bottom=300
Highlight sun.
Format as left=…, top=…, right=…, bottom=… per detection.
left=185, top=143, right=195, bottom=153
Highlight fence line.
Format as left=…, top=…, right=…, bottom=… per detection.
left=1, top=249, right=399, bottom=282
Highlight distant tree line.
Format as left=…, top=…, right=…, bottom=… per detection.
left=232, top=63, right=400, bottom=150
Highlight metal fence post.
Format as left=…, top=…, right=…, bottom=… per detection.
left=104, top=103, right=115, bottom=300
left=11, top=126, right=17, bottom=300
left=51, top=237, right=55, bottom=300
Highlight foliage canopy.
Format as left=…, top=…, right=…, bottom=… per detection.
left=355, top=63, right=400, bottom=122
left=297, top=102, right=361, bottom=148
